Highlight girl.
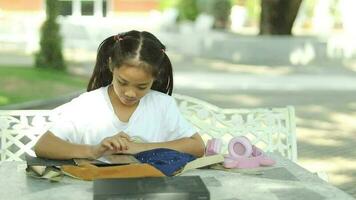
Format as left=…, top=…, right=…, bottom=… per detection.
left=34, top=30, right=205, bottom=160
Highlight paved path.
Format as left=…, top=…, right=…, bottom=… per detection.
left=175, top=72, right=356, bottom=91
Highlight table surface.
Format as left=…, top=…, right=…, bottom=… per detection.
left=0, top=154, right=354, bottom=200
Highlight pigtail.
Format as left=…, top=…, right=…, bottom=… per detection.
left=87, top=36, right=116, bottom=92
left=166, top=58, right=174, bottom=95
left=151, top=52, right=173, bottom=95
left=140, top=31, right=174, bottom=96
left=162, top=53, right=174, bottom=95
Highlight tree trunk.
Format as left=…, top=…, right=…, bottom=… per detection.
left=259, top=0, right=303, bottom=35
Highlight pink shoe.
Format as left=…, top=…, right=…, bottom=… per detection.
left=205, top=138, right=222, bottom=156
left=223, top=155, right=239, bottom=168
left=223, top=155, right=260, bottom=169
left=252, top=145, right=276, bottom=166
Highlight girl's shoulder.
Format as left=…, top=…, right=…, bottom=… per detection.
left=143, top=90, right=175, bottom=105
left=141, top=90, right=175, bottom=112
left=77, top=86, right=107, bottom=100
left=54, top=86, right=108, bottom=113
left=71, top=86, right=107, bottom=105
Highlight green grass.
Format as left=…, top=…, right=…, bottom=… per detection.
left=0, top=66, right=88, bottom=106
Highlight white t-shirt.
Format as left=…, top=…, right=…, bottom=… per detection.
left=49, top=86, right=197, bottom=145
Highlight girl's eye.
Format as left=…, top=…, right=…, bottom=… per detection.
left=117, top=80, right=127, bottom=85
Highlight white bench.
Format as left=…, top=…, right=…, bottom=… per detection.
left=0, top=94, right=297, bottom=162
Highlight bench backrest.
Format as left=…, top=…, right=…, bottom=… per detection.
left=173, top=94, right=297, bottom=162
left=0, top=94, right=297, bottom=162
left=0, top=110, right=57, bottom=161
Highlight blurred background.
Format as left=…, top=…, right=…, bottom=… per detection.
left=0, top=0, right=355, bottom=198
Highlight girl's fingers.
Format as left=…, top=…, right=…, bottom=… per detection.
left=117, top=137, right=128, bottom=150
left=110, top=139, right=122, bottom=151
left=114, top=134, right=130, bottom=149
left=101, top=135, right=130, bottom=153
left=102, top=140, right=115, bottom=150
left=118, top=132, right=131, bottom=140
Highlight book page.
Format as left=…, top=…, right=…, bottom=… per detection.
left=178, top=154, right=224, bottom=174
left=97, top=154, right=140, bottom=165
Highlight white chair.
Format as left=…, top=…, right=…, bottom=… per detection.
left=0, top=110, right=59, bottom=161
left=0, top=94, right=297, bottom=162
left=173, top=94, right=297, bottom=162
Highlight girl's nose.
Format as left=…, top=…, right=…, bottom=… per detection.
left=124, top=89, right=136, bottom=98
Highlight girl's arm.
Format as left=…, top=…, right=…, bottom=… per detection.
left=35, top=131, right=205, bottom=159
left=124, top=133, right=205, bottom=157
left=34, top=131, right=96, bottom=159
left=35, top=131, right=132, bottom=160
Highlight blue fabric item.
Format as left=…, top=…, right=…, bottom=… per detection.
left=134, top=148, right=196, bottom=176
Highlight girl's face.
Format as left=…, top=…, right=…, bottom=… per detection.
left=111, top=65, right=154, bottom=106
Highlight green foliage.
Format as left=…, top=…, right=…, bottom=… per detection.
left=35, top=0, right=66, bottom=70
left=159, top=0, right=179, bottom=10
left=245, top=0, right=260, bottom=25
left=330, top=0, right=341, bottom=25
left=303, top=0, right=317, bottom=18
left=177, top=0, right=199, bottom=21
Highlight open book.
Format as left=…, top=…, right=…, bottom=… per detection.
left=25, top=153, right=224, bottom=176
left=25, top=154, right=140, bottom=176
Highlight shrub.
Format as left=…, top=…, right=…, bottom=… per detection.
left=35, top=0, right=66, bottom=70
left=177, top=0, right=199, bottom=21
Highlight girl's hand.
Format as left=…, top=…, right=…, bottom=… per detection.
left=120, top=141, right=146, bottom=155
left=90, top=132, right=131, bottom=159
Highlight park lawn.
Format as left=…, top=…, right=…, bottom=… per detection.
left=0, top=66, right=88, bottom=106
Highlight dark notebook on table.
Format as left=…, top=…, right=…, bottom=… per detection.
left=25, top=154, right=76, bottom=166
left=93, top=176, right=210, bottom=200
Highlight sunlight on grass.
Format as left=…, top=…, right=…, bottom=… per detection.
left=175, top=75, right=219, bottom=90
left=295, top=103, right=356, bottom=195
left=299, top=157, right=356, bottom=185
left=296, top=104, right=356, bottom=139
left=330, top=112, right=356, bottom=131
left=297, top=127, right=343, bottom=146
left=225, top=94, right=263, bottom=107
left=200, top=93, right=263, bottom=107
left=296, top=116, right=336, bottom=130
left=345, top=60, right=356, bottom=73
left=298, top=104, right=328, bottom=113
left=332, top=174, right=355, bottom=185
left=348, top=102, right=356, bottom=108
left=196, top=58, right=293, bottom=75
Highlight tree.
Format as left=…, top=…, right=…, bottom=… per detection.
left=259, top=0, right=303, bottom=35
left=35, top=0, right=66, bottom=70
left=177, top=0, right=199, bottom=21
left=207, top=0, right=232, bottom=29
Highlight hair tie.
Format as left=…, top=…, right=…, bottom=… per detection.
left=161, top=49, right=165, bottom=53
left=114, top=35, right=123, bottom=42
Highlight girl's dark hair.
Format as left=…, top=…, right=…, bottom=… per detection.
left=87, top=30, right=173, bottom=95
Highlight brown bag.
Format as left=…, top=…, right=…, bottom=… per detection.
left=62, top=163, right=165, bottom=181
